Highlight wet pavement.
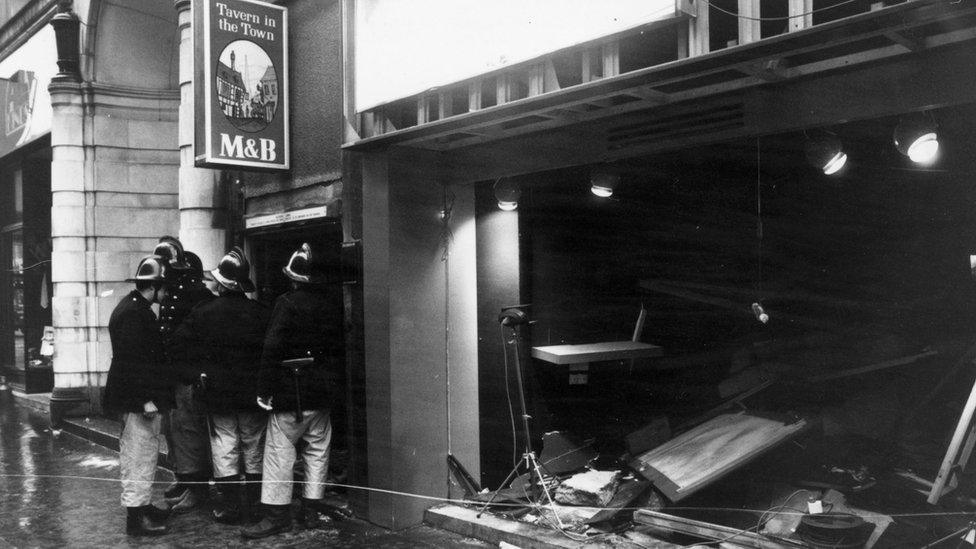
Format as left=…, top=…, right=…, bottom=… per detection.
left=0, top=390, right=490, bottom=548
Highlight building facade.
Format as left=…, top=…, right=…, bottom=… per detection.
left=5, top=0, right=976, bottom=533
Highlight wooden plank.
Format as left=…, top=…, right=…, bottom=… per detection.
left=688, top=0, right=709, bottom=57
left=585, top=480, right=651, bottom=524
left=468, top=80, right=482, bottom=112
left=417, top=95, right=431, bottom=124
left=631, top=412, right=807, bottom=501
left=425, top=504, right=596, bottom=549
left=738, top=0, right=761, bottom=45
left=543, top=59, right=560, bottom=93
left=581, top=48, right=595, bottom=83
left=496, top=74, right=513, bottom=105
left=928, top=369, right=976, bottom=504
left=805, top=350, right=938, bottom=382
left=528, top=63, right=545, bottom=97
left=438, top=91, right=452, bottom=120
left=602, top=41, right=620, bottom=78
left=531, top=341, right=663, bottom=365
left=634, top=509, right=806, bottom=549
left=788, top=0, right=812, bottom=32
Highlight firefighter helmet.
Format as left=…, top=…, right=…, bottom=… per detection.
left=208, top=246, right=255, bottom=292
left=153, top=236, right=190, bottom=273
left=126, top=255, right=170, bottom=283
left=282, top=243, right=331, bottom=284
left=183, top=251, right=204, bottom=277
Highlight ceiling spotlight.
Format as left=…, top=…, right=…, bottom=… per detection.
left=590, top=168, right=620, bottom=198
left=751, top=302, right=769, bottom=324
left=493, top=178, right=521, bottom=211
left=894, top=116, right=939, bottom=165
left=805, top=132, right=847, bottom=175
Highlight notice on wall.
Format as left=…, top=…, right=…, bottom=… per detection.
left=194, top=0, right=288, bottom=170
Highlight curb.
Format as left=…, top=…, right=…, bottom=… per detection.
left=10, top=389, right=174, bottom=470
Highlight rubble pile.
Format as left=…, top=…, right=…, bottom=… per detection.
left=458, top=333, right=976, bottom=548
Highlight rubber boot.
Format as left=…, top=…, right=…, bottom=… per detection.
left=302, top=497, right=352, bottom=521
left=169, top=472, right=209, bottom=513
left=211, top=475, right=242, bottom=524
left=241, top=504, right=291, bottom=539
left=243, top=473, right=263, bottom=524
left=163, top=474, right=187, bottom=500
left=143, top=503, right=171, bottom=522
left=297, top=498, right=322, bottom=529
left=126, top=506, right=168, bottom=536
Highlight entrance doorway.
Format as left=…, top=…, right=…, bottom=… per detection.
left=246, top=219, right=351, bottom=486
left=248, top=221, right=343, bottom=306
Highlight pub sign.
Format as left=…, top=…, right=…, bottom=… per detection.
left=194, top=0, right=289, bottom=170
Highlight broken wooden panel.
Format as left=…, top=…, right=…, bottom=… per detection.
left=630, top=412, right=808, bottom=501
left=625, top=417, right=671, bottom=457
left=584, top=479, right=653, bottom=525
left=634, top=509, right=806, bottom=549
left=539, top=431, right=598, bottom=475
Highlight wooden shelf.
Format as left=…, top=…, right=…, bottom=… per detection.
left=531, top=341, right=663, bottom=365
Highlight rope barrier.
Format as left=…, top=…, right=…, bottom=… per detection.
left=2, top=472, right=976, bottom=521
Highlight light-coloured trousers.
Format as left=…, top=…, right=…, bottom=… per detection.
left=166, top=383, right=210, bottom=475
left=209, top=412, right=265, bottom=478
left=261, top=410, right=331, bottom=505
left=119, top=412, right=162, bottom=507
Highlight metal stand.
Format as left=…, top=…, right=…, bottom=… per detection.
left=897, top=357, right=976, bottom=504
left=477, top=309, right=561, bottom=524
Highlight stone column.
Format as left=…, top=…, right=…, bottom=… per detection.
left=175, top=0, right=227, bottom=269
left=48, top=79, right=181, bottom=420
left=48, top=79, right=91, bottom=420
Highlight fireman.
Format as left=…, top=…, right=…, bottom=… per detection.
left=154, top=237, right=215, bottom=512
left=103, top=255, right=174, bottom=536
left=243, top=243, right=345, bottom=539
left=173, top=247, right=270, bottom=524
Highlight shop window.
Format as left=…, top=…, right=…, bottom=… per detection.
left=0, top=228, right=24, bottom=377
left=0, top=146, right=51, bottom=392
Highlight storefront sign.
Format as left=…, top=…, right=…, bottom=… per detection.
left=244, top=205, right=330, bottom=229
left=356, top=0, right=679, bottom=111
left=0, top=26, right=55, bottom=159
left=194, top=0, right=289, bottom=170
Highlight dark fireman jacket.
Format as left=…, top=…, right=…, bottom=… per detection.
left=172, top=292, right=270, bottom=412
left=257, top=286, right=345, bottom=412
left=103, top=290, right=173, bottom=414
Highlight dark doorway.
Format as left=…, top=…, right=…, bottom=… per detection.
left=248, top=221, right=343, bottom=306
left=246, top=219, right=354, bottom=495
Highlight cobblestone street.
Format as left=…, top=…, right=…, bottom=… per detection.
left=0, top=391, right=489, bottom=548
